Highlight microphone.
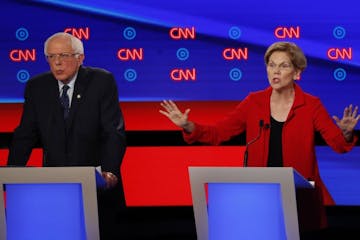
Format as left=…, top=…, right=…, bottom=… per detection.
left=243, top=120, right=267, bottom=167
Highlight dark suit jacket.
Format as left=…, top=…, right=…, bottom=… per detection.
left=8, top=66, right=126, bottom=177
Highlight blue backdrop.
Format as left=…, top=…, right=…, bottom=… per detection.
left=1, top=0, right=359, bottom=119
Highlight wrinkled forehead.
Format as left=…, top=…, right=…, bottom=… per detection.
left=268, top=51, right=292, bottom=63
left=46, top=36, right=73, bottom=53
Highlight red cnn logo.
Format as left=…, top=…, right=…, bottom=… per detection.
left=169, top=27, right=196, bottom=40
left=170, top=68, right=196, bottom=81
left=117, top=48, right=143, bottom=61
left=327, top=48, right=352, bottom=60
left=274, top=26, right=300, bottom=39
left=223, top=48, right=248, bottom=60
left=9, top=49, right=36, bottom=62
left=64, top=27, right=90, bottom=40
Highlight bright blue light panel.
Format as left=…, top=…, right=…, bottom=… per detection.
left=5, top=183, right=86, bottom=240
left=208, top=183, right=286, bottom=240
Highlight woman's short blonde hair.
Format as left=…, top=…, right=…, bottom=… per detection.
left=264, top=41, right=307, bottom=71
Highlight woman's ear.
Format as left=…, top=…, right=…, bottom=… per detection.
left=294, top=70, right=301, bottom=81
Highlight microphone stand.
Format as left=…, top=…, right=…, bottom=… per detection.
left=243, top=120, right=264, bottom=167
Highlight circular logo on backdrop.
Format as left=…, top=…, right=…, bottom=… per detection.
left=17, top=69, right=30, bottom=83
left=176, top=48, right=189, bottom=61
left=229, top=68, right=242, bottom=81
left=229, top=26, right=241, bottom=40
left=123, top=27, right=136, bottom=40
left=333, top=68, right=346, bottom=81
left=124, top=68, right=137, bottom=82
left=333, top=26, right=346, bottom=39
left=16, top=27, right=29, bottom=41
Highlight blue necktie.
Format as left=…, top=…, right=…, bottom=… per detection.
left=60, top=85, right=70, bottom=119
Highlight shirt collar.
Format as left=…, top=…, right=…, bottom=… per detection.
left=58, top=72, right=78, bottom=90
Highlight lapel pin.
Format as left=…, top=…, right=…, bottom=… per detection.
left=77, top=94, right=81, bottom=99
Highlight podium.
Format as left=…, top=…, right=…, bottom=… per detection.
left=188, top=167, right=314, bottom=240
left=0, top=167, right=105, bottom=240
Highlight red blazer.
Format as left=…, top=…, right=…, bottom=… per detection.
left=184, top=84, right=357, bottom=229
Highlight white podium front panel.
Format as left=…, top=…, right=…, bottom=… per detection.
left=189, top=167, right=313, bottom=240
left=0, top=167, right=102, bottom=240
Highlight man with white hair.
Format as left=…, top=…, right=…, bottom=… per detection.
left=8, top=32, right=127, bottom=239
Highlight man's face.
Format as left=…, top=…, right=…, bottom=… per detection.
left=45, top=36, right=84, bottom=84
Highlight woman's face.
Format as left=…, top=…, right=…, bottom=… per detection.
left=266, top=51, right=300, bottom=91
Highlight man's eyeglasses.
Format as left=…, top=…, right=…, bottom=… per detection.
left=45, top=53, right=79, bottom=62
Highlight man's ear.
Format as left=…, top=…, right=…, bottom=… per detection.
left=77, top=54, right=85, bottom=65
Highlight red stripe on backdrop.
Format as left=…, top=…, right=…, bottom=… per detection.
left=0, top=103, right=22, bottom=132
left=0, top=101, right=240, bottom=131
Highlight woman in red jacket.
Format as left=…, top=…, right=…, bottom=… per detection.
left=160, top=42, right=359, bottom=234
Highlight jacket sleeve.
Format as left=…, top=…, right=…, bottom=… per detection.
left=99, top=73, right=127, bottom=177
left=8, top=81, right=40, bottom=166
left=183, top=94, right=252, bottom=145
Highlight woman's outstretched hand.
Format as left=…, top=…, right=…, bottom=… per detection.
left=333, top=104, right=360, bottom=142
left=159, top=100, right=194, bottom=132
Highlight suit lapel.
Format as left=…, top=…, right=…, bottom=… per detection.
left=48, top=76, right=66, bottom=125
left=66, top=67, right=89, bottom=129
left=45, top=76, right=67, bottom=141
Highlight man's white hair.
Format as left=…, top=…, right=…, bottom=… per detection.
left=44, top=32, right=84, bottom=55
